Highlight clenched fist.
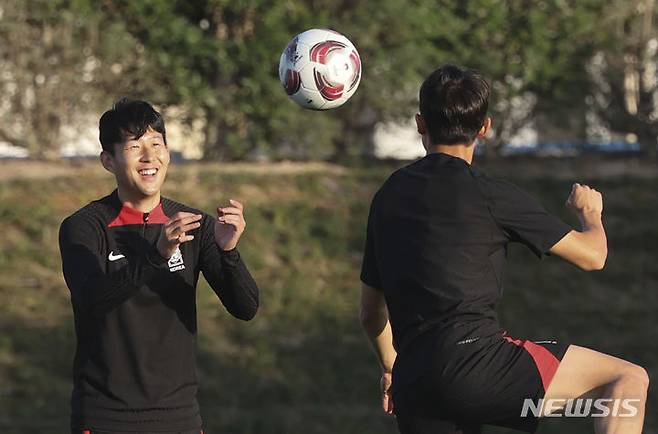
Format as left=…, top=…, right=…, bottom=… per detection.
left=566, top=183, right=603, bottom=215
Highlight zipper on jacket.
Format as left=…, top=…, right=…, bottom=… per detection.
left=142, top=212, right=149, bottom=236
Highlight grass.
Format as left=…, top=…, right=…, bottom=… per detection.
left=0, top=158, right=655, bottom=434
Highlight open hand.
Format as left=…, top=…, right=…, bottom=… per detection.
left=157, top=212, right=202, bottom=259
left=215, top=199, right=246, bottom=251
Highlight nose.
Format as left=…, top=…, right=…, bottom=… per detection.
left=140, top=144, right=156, bottom=161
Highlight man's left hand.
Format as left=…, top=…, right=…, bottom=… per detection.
left=381, top=371, right=394, bottom=415
left=214, top=199, right=246, bottom=251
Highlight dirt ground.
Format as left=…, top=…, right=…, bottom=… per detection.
left=0, top=155, right=656, bottom=183
left=0, top=159, right=350, bottom=182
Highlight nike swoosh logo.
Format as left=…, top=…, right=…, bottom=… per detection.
left=108, top=251, right=125, bottom=261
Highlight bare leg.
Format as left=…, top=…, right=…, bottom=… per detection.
left=542, top=345, right=649, bottom=434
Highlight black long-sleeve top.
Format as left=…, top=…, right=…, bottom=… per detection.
left=58, top=189, right=259, bottom=433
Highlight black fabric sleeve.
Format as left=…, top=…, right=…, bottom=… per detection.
left=59, top=214, right=169, bottom=317
left=360, top=192, right=383, bottom=290
left=198, top=213, right=259, bottom=321
left=482, top=177, right=572, bottom=258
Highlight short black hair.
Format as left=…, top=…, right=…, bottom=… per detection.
left=419, top=65, right=490, bottom=145
left=99, top=98, right=166, bottom=154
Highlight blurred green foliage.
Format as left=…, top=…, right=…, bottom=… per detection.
left=0, top=159, right=656, bottom=433
left=2, top=0, right=655, bottom=159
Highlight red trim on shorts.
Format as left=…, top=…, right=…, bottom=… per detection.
left=503, top=335, right=560, bottom=392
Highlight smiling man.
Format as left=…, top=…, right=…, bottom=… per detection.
left=59, top=98, right=259, bottom=434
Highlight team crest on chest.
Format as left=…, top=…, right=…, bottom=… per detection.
left=168, top=247, right=185, bottom=272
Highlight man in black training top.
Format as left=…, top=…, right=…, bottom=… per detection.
left=59, top=99, right=259, bottom=434
left=360, top=65, right=648, bottom=434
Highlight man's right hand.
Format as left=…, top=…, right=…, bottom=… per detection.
left=157, top=212, right=202, bottom=259
left=566, top=183, right=603, bottom=216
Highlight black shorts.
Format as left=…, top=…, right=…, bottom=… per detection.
left=392, top=330, right=571, bottom=434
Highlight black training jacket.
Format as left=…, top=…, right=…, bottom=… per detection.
left=59, top=189, right=259, bottom=432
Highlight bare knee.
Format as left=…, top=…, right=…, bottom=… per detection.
left=610, top=364, right=650, bottom=397
left=625, top=364, right=650, bottom=389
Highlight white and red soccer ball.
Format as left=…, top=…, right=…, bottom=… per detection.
left=279, top=29, right=362, bottom=110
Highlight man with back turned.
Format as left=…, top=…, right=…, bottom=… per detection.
left=360, top=65, right=649, bottom=434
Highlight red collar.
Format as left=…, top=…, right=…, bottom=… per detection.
left=108, top=190, right=169, bottom=227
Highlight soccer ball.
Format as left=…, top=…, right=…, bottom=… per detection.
left=279, top=29, right=362, bottom=110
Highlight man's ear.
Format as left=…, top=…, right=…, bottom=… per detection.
left=100, top=150, right=115, bottom=174
left=477, top=117, right=492, bottom=139
left=415, top=113, right=427, bottom=135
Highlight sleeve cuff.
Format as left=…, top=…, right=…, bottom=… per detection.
left=539, top=223, right=572, bottom=259
left=360, top=274, right=383, bottom=291
left=220, top=246, right=241, bottom=266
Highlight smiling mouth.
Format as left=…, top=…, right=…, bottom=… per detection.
left=138, top=168, right=159, bottom=178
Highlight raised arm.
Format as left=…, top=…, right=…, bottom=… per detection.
left=549, top=183, right=607, bottom=271
left=199, top=201, right=259, bottom=321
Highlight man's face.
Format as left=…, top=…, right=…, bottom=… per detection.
left=101, top=128, right=170, bottom=199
